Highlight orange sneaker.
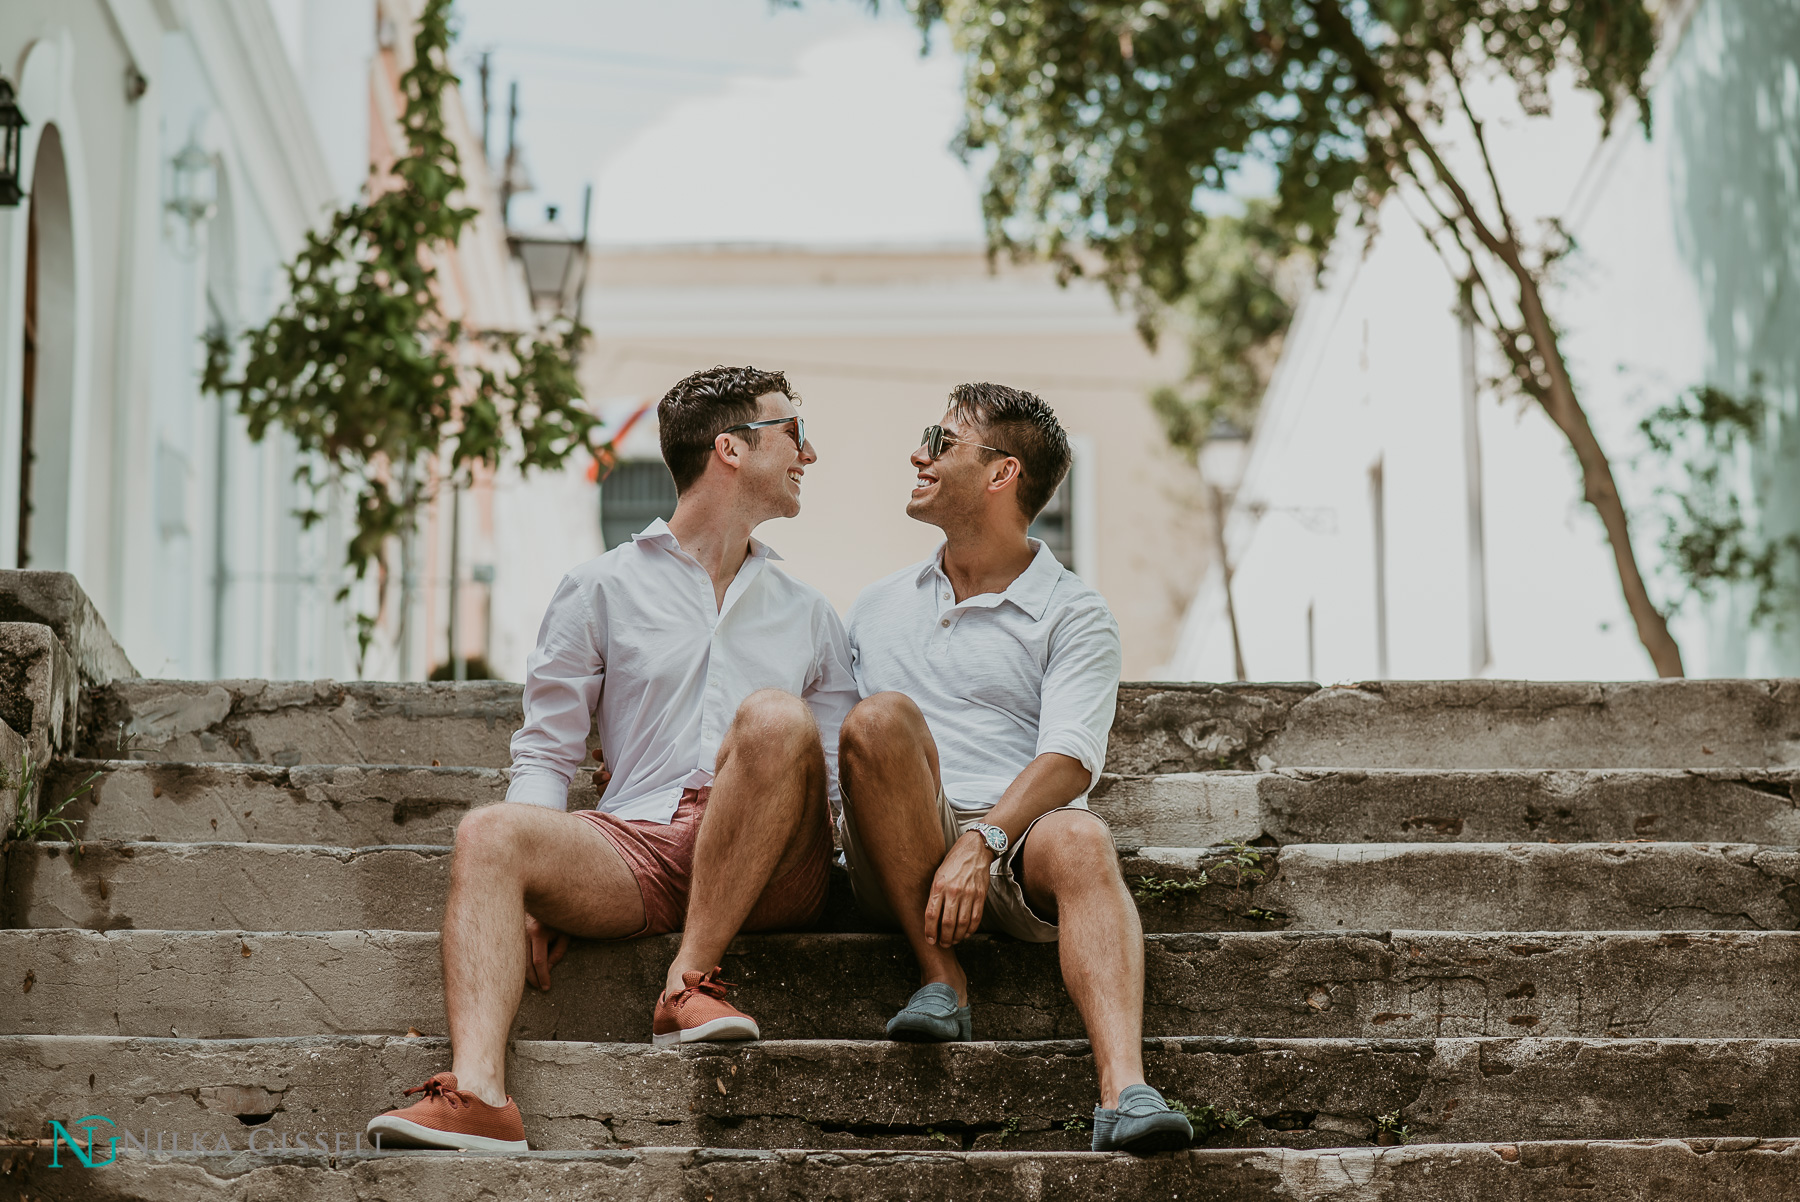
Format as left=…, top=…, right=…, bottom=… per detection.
left=364, top=1072, right=528, bottom=1151
left=653, top=967, right=761, bottom=1047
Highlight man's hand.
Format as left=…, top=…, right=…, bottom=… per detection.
left=923, top=831, right=994, bottom=947
left=525, top=914, right=570, bottom=990
left=591, top=747, right=611, bottom=792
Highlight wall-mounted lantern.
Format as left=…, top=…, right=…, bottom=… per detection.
left=0, top=78, right=28, bottom=208
left=164, top=134, right=218, bottom=259
left=507, top=188, right=590, bottom=317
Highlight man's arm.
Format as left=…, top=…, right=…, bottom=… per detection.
left=924, top=600, right=1122, bottom=946
left=506, top=572, right=606, bottom=810
left=802, top=603, right=861, bottom=810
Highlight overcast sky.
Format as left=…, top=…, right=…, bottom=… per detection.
left=450, top=0, right=985, bottom=245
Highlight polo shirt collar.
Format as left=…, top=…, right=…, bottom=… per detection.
left=922, top=539, right=1061, bottom=622
left=633, top=518, right=784, bottom=562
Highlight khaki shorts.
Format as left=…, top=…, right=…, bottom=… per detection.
left=837, top=786, right=1109, bottom=944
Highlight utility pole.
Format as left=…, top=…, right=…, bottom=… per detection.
left=1209, top=485, right=1248, bottom=682
left=447, top=474, right=464, bottom=682
left=478, top=51, right=492, bottom=165
left=1459, top=281, right=1492, bottom=676
left=501, top=81, right=519, bottom=226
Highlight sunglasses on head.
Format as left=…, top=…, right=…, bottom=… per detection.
left=920, top=424, right=1013, bottom=461
left=721, top=416, right=806, bottom=450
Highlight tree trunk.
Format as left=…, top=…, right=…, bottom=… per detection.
left=1501, top=251, right=1686, bottom=677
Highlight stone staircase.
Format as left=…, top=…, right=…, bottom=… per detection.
left=2, top=574, right=1799, bottom=1197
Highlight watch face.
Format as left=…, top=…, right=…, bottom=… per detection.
left=981, top=825, right=1006, bottom=851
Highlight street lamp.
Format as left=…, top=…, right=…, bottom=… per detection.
left=0, top=78, right=28, bottom=208
left=1197, top=420, right=1251, bottom=683
left=165, top=134, right=217, bottom=258
left=507, top=188, right=590, bottom=316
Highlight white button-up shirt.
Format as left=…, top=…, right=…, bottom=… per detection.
left=847, top=540, right=1122, bottom=813
left=506, top=519, right=859, bottom=823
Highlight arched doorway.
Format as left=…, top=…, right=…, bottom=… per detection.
left=16, top=123, right=74, bottom=569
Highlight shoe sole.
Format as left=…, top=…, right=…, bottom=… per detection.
left=651, top=1015, right=761, bottom=1047
left=364, top=1115, right=528, bottom=1152
left=1105, top=1117, right=1196, bottom=1155
left=885, top=1014, right=970, bottom=1042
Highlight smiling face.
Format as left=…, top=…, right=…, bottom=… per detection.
left=907, top=410, right=1007, bottom=530
left=735, top=391, right=815, bottom=521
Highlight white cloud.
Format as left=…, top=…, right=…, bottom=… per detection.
left=592, top=27, right=984, bottom=245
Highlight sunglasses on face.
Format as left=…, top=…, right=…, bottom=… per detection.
left=721, top=416, right=806, bottom=451
left=920, top=424, right=1013, bottom=461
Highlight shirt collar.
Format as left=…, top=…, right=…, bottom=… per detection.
left=921, top=539, right=1062, bottom=622
left=632, top=518, right=784, bottom=562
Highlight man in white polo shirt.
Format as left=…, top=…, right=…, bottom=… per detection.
left=365, top=365, right=859, bottom=1152
left=839, top=382, right=1193, bottom=1154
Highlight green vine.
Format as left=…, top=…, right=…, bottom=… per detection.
left=203, top=0, right=603, bottom=667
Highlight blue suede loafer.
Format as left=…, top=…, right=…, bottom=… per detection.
left=1091, top=1084, right=1195, bottom=1153
left=884, top=983, right=972, bottom=1042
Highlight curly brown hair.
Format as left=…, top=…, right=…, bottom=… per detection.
left=657, top=366, right=800, bottom=493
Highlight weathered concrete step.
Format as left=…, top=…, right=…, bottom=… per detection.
left=47, top=760, right=1800, bottom=849
left=8, top=1141, right=1800, bottom=1202
left=17, top=1140, right=1800, bottom=1202
left=1111, top=679, right=1800, bottom=773
left=6, top=1034, right=1800, bottom=1151
left=77, top=679, right=527, bottom=767
left=9, top=840, right=1800, bottom=933
left=79, top=678, right=1800, bottom=771
left=7, top=928, right=1796, bottom=1043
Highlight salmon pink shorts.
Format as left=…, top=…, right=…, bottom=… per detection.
left=574, top=787, right=830, bottom=938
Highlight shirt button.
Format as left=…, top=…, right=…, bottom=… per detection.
left=940, top=618, right=950, bottom=628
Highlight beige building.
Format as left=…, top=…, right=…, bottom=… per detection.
left=559, top=244, right=1206, bottom=680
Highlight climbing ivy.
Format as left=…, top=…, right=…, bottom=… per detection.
left=203, top=0, right=601, bottom=666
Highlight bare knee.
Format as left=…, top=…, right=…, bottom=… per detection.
left=1028, top=813, right=1120, bottom=890
left=840, top=692, right=926, bottom=764
left=727, top=688, right=819, bottom=753
left=452, top=802, right=535, bottom=873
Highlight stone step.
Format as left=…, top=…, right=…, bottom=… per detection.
left=77, top=680, right=527, bottom=767
left=78, top=678, right=1800, bottom=770
left=12, top=1140, right=1800, bottom=1201
left=7, top=839, right=1796, bottom=934
left=44, top=759, right=1800, bottom=848
left=5, top=928, right=1795, bottom=1044
left=4, top=1034, right=1798, bottom=1152
left=1111, top=679, right=1800, bottom=772
left=9, top=1140, right=1798, bottom=1202
left=0, top=569, right=137, bottom=686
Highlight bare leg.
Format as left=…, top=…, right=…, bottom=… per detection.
left=443, top=804, right=643, bottom=1106
left=666, top=688, right=827, bottom=994
left=1020, top=810, right=1146, bottom=1108
left=837, top=692, right=966, bottom=1002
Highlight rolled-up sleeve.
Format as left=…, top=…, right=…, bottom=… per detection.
left=506, top=573, right=605, bottom=810
left=1035, top=601, right=1122, bottom=793
left=804, top=603, right=860, bottom=807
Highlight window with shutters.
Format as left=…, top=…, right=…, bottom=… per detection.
left=599, top=460, right=679, bottom=549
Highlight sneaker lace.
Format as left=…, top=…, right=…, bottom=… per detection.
left=403, top=1077, right=464, bottom=1110
left=679, top=966, right=736, bottom=1003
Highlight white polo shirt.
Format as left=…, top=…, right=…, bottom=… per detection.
left=506, top=519, right=860, bottom=823
left=847, top=540, right=1122, bottom=812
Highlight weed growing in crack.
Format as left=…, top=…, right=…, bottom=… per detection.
left=1168, top=1098, right=1254, bottom=1140
left=996, top=1117, right=1021, bottom=1145
left=1243, top=907, right=1282, bottom=922
left=1375, top=1111, right=1410, bottom=1145
left=3, top=753, right=97, bottom=861
left=1222, top=840, right=1268, bottom=882
left=1062, top=1113, right=1089, bottom=1133
left=1131, top=873, right=1210, bottom=902
left=924, top=1126, right=954, bottom=1147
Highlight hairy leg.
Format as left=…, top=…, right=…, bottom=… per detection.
left=837, top=691, right=966, bottom=1001
left=1020, top=810, right=1146, bottom=1108
left=668, top=689, right=827, bottom=994
left=444, top=803, right=643, bottom=1106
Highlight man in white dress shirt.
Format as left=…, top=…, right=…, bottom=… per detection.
left=366, top=366, right=859, bottom=1152
left=838, top=383, right=1193, bottom=1154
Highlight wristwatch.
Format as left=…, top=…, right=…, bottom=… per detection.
left=970, top=823, right=1009, bottom=857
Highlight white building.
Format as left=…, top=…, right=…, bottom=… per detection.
left=1165, top=0, right=1800, bottom=683
left=1, top=0, right=532, bottom=682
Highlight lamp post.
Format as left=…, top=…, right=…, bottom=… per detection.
left=165, top=134, right=217, bottom=258
left=1198, top=421, right=1251, bottom=683
left=0, top=78, right=28, bottom=207
left=507, top=187, right=590, bottom=319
